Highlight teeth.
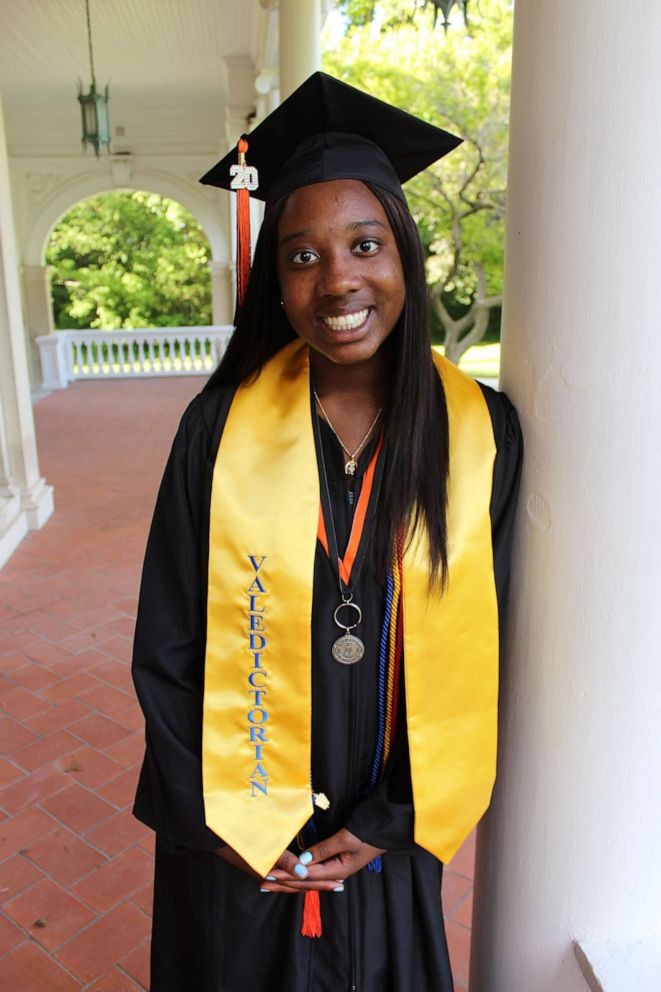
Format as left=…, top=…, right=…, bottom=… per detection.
left=322, top=308, right=369, bottom=331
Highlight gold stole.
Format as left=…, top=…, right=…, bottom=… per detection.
left=203, top=339, right=498, bottom=878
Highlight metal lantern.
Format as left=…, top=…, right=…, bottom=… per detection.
left=77, top=0, right=111, bottom=155
left=426, top=0, right=470, bottom=30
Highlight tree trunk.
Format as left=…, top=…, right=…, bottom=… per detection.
left=429, top=263, right=502, bottom=365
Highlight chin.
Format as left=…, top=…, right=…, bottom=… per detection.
left=319, top=340, right=383, bottom=366
left=306, top=328, right=393, bottom=368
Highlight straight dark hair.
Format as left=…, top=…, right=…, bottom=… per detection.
left=205, top=182, right=450, bottom=587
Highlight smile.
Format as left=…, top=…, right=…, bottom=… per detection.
left=320, top=308, right=371, bottom=331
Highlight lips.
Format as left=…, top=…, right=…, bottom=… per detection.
left=319, top=307, right=371, bottom=331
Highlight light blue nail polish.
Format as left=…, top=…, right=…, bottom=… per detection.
left=265, top=875, right=276, bottom=881
left=299, top=852, right=313, bottom=865
left=260, top=888, right=271, bottom=892
left=333, top=886, right=344, bottom=893
left=294, top=864, right=308, bottom=878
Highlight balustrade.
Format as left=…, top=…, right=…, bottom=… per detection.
left=36, top=326, right=234, bottom=389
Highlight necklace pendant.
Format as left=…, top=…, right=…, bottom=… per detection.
left=345, top=458, right=358, bottom=476
left=332, top=633, right=365, bottom=665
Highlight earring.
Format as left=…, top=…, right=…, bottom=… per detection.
left=279, top=300, right=285, bottom=308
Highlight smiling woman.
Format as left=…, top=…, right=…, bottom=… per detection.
left=131, top=72, right=523, bottom=992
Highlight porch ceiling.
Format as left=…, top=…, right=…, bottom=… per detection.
left=0, top=0, right=266, bottom=157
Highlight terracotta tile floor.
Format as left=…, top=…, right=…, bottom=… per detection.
left=0, top=378, right=474, bottom=991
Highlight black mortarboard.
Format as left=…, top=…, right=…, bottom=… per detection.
left=199, top=71, right=462, bottom=206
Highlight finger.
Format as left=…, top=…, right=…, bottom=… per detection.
left=300, top=831, right=350, bottom=867
left=272, top=849, right=308, bottom=879
left=270, top=862, right=347, bottom=883
left=259, top=879, right=345, bottom=894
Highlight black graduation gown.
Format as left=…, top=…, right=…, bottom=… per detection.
left=131, top=377, right=523, bottom=992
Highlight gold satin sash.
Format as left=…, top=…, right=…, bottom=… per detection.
left=204, top=339, right=498, bottom=876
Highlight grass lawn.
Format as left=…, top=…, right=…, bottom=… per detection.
left=433, top=342, right=501, bottom=381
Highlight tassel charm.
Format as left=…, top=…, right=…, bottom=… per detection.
left=229, top=137, right=259, bottom=310
left=301, top=889, right=322, bottom=938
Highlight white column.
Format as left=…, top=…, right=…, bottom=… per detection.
left=278, top=0, right=322, bottom=99
left=22, top=263, right=54, bottom=388
left=471, top=3, right=661, bottom=991
left=209, top=260, right=234, bottom=326
left=0, top=90, right=53, bottom=566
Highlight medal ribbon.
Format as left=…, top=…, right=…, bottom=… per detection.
left=316, top=435, right=383, bottom=587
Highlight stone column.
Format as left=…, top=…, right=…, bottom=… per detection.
left=209, top=260, right=235, bottom=326
left=0, top=90, right=53, bottom=566
left=278, top=0, right=322, bottom=99
left=22, top=263, right=54, bottom=388
left=471, top=3, right=661, bottom=990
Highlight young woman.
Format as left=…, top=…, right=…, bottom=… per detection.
left=132, top=73, right=523, bottom=992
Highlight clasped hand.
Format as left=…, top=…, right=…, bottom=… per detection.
left=216, top=827, right=385, bottom=894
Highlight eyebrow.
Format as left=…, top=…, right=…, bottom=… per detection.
left=278, top=219, right=387, bottom=247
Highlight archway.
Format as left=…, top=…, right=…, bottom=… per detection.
left=46, top=190, right=213, bottom=332
left=21, top=172, right=234, bottom=388
left=23, top=169, right=229, bottom=269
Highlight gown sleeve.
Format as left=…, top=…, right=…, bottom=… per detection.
left=131, top=395, right=225, bottom=852
left=344, top=387, right=524, bottom=855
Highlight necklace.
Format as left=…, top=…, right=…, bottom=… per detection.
left=313, top=389, right=383, bottom=476
left=313, top=397, right=384, bottom=665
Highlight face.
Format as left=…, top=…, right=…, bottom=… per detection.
left=276, top=179, right=406, bottom=367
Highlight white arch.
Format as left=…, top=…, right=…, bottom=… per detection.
left=22, top=168, right=229, bottom=267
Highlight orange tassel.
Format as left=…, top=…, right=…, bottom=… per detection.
left=301, top=890, right=322, bottom=938
left=235, top=137, right=252, bottom=310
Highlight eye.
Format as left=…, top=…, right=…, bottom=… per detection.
left=290, top=249, right=319, bottom=265
left=353, top=238, right=381, bottom=255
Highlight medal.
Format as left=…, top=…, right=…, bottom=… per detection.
left=313, top=385, right=385, bottom=666
left=332, top=597, right=365, bottom=665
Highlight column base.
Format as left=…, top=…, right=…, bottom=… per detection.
left=21, top=476, right=54, bottom=530
left=575, top=937, right=661, bottom=992
left=0, top=495, right=29, bottom=569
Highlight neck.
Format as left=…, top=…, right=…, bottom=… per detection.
left=310, top=344, right=392, bottom=407
left=310, top=343, right=392, bottom=454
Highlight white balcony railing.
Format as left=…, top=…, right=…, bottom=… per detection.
left=36, top=326, right=234, bottom=390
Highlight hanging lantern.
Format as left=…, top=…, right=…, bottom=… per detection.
left=426, top=0, right=470, bottom=30
left=77, top=0, right=111, bottom=155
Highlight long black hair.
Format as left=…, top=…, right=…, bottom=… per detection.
left=206, top=182, right=450, bottom=588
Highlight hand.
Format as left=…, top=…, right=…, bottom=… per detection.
left=215, top=844, right=344, bottom=894
left=261, top=828, right=385, bottom=894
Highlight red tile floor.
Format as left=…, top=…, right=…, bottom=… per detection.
left=0, top=378, right=474, bottom=991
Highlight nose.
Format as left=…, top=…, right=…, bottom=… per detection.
left=316, top=251, right=362, bottom=298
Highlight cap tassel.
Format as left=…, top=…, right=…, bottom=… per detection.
left=231, top=136, right=259, bottom=311
left=301, top=890, right=322, bottom=938
left=236, top=139, right=251, bottom=309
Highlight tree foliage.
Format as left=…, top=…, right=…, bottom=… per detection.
left=46, top=192, right=212, bottom=330
left=325, top=0, right=512, bottom=360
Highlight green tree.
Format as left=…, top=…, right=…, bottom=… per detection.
left=325, top=0, right=512, bottom=362
left=46, top=191, right=212, bottom=330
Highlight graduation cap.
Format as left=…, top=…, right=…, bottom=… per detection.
left=199, top=71, right=462, bottom=306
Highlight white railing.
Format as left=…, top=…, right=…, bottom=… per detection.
left=36, top=326, right=234, bottom=390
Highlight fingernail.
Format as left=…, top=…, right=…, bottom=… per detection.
left=294, top=864, right=308, bottom=878
left=260, top=887, right=271, bottom=892
left=265, top=875, right=276, bottom=881
left=299, top=852, right=313, bottom=865
left=333, top=885, right=344, bottom=893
